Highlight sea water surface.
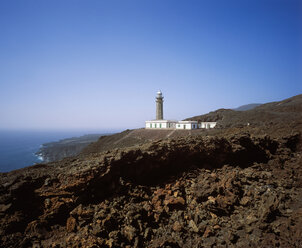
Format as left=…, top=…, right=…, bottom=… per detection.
left=0, top=130, right=114, bottom=173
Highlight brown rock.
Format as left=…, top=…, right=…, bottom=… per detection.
left=105, top=238, right=114, bottom=248
left=189, top=220, right=199, bottom=233
left=210, top=212, right=218, bottom=219
left=123, top=225, right=136, bottom=242
left=208, top=196, right=216, bottom=204
left=0, top=203, right=11, bottom=213
left=213, top=224, right=220, bottom=230
left=172, top=221, right=182, bottom=232
left=144, top=227, right=151, bottom=239
left=203, top=227, right=213, bottom=238
left=240, top=196, right=251, bottom=206
left=163, top=196, right=185, bottom=208
left=246, top=214, right=258, bottom=225
left=66, top=216, right=76, bottom=232
left=259, top=192, right=280, bottom=221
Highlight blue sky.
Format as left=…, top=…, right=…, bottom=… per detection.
left=0, top=0, right=301, bottom=131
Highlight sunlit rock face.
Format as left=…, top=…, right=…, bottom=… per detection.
left=0, top=131, right=301, bottom=247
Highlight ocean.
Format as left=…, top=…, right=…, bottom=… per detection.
left=0, top=130, right=113, bottom=173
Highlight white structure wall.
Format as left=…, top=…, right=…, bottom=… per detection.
left=145, top=120, right=177, bottom=129
left=175, top=121, right=199, bottom=130
left=199, top=122, right=217, bottom=129
left=145, top=120, right=217, bottom=129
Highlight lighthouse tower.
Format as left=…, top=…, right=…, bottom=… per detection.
left=146, top=90, right=210, bottom=129
left=156, top=90, right=164, bottom=120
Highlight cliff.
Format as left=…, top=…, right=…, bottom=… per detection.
left=0, top=94, right=302, bottom=247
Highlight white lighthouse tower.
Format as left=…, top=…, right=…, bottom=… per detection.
left=145, top=91, right=177, bottom=129
left=145, top=90, right=213, bottom=130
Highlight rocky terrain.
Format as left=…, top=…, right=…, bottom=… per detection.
left=186, top=94, right=302, bottom=130
left=0, top=94, right=302, bottom=248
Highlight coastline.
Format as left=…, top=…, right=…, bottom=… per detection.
left=0, top=131, right=113, bottom=172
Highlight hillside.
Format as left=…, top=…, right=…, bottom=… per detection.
left=233, top=103, right=262, bottom=111
left=80, top=129, right=202, bottom=156
left=186, top=94, right=302, bottom=131
left=0, top=94, right=302, bottom=247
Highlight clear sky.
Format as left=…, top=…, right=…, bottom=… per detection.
left=0, top=0, right=301, bottom=131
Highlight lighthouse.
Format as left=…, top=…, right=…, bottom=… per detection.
left=145, top=91, right=177, bottom=129
left=156, top=90, right=164, bottom=120
left=145, top=90, right=215, bottom=129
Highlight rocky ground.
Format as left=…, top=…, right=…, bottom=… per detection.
left=0, top=130, right=301, bottom=247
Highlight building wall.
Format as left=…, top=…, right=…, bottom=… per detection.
left=146, top=121, right=216, bottom=129
left=209, top=123, right=216, bottom=128
left=145, top=122, right=176, bottom=129
left=192, top=124, right=198, bottom=129
left=167, top=122, right=176, bottom=128
left=176, top=123, right=198, bottom=130
left=146, top=122, right=166, bottom=129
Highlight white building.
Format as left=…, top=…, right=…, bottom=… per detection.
left=145, top=91, right=216, bottom=130
left=199, top=122, right=217, bottom=129
left=175, top=121, right=199, bottom=130
left=145, top=120, right=177, bottom=129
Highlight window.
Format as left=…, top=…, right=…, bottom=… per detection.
left=160, top=124, right=162, bottom=128
left=150, top=124, right=152, bottom=128
left=178, top=124, right=180, bottom=128
left=155, top=124, right=157, bottom=128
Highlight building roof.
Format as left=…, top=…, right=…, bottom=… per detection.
left=177, top=121, right=198, bottom=124
left=145, top=120, right=177, bottom=123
